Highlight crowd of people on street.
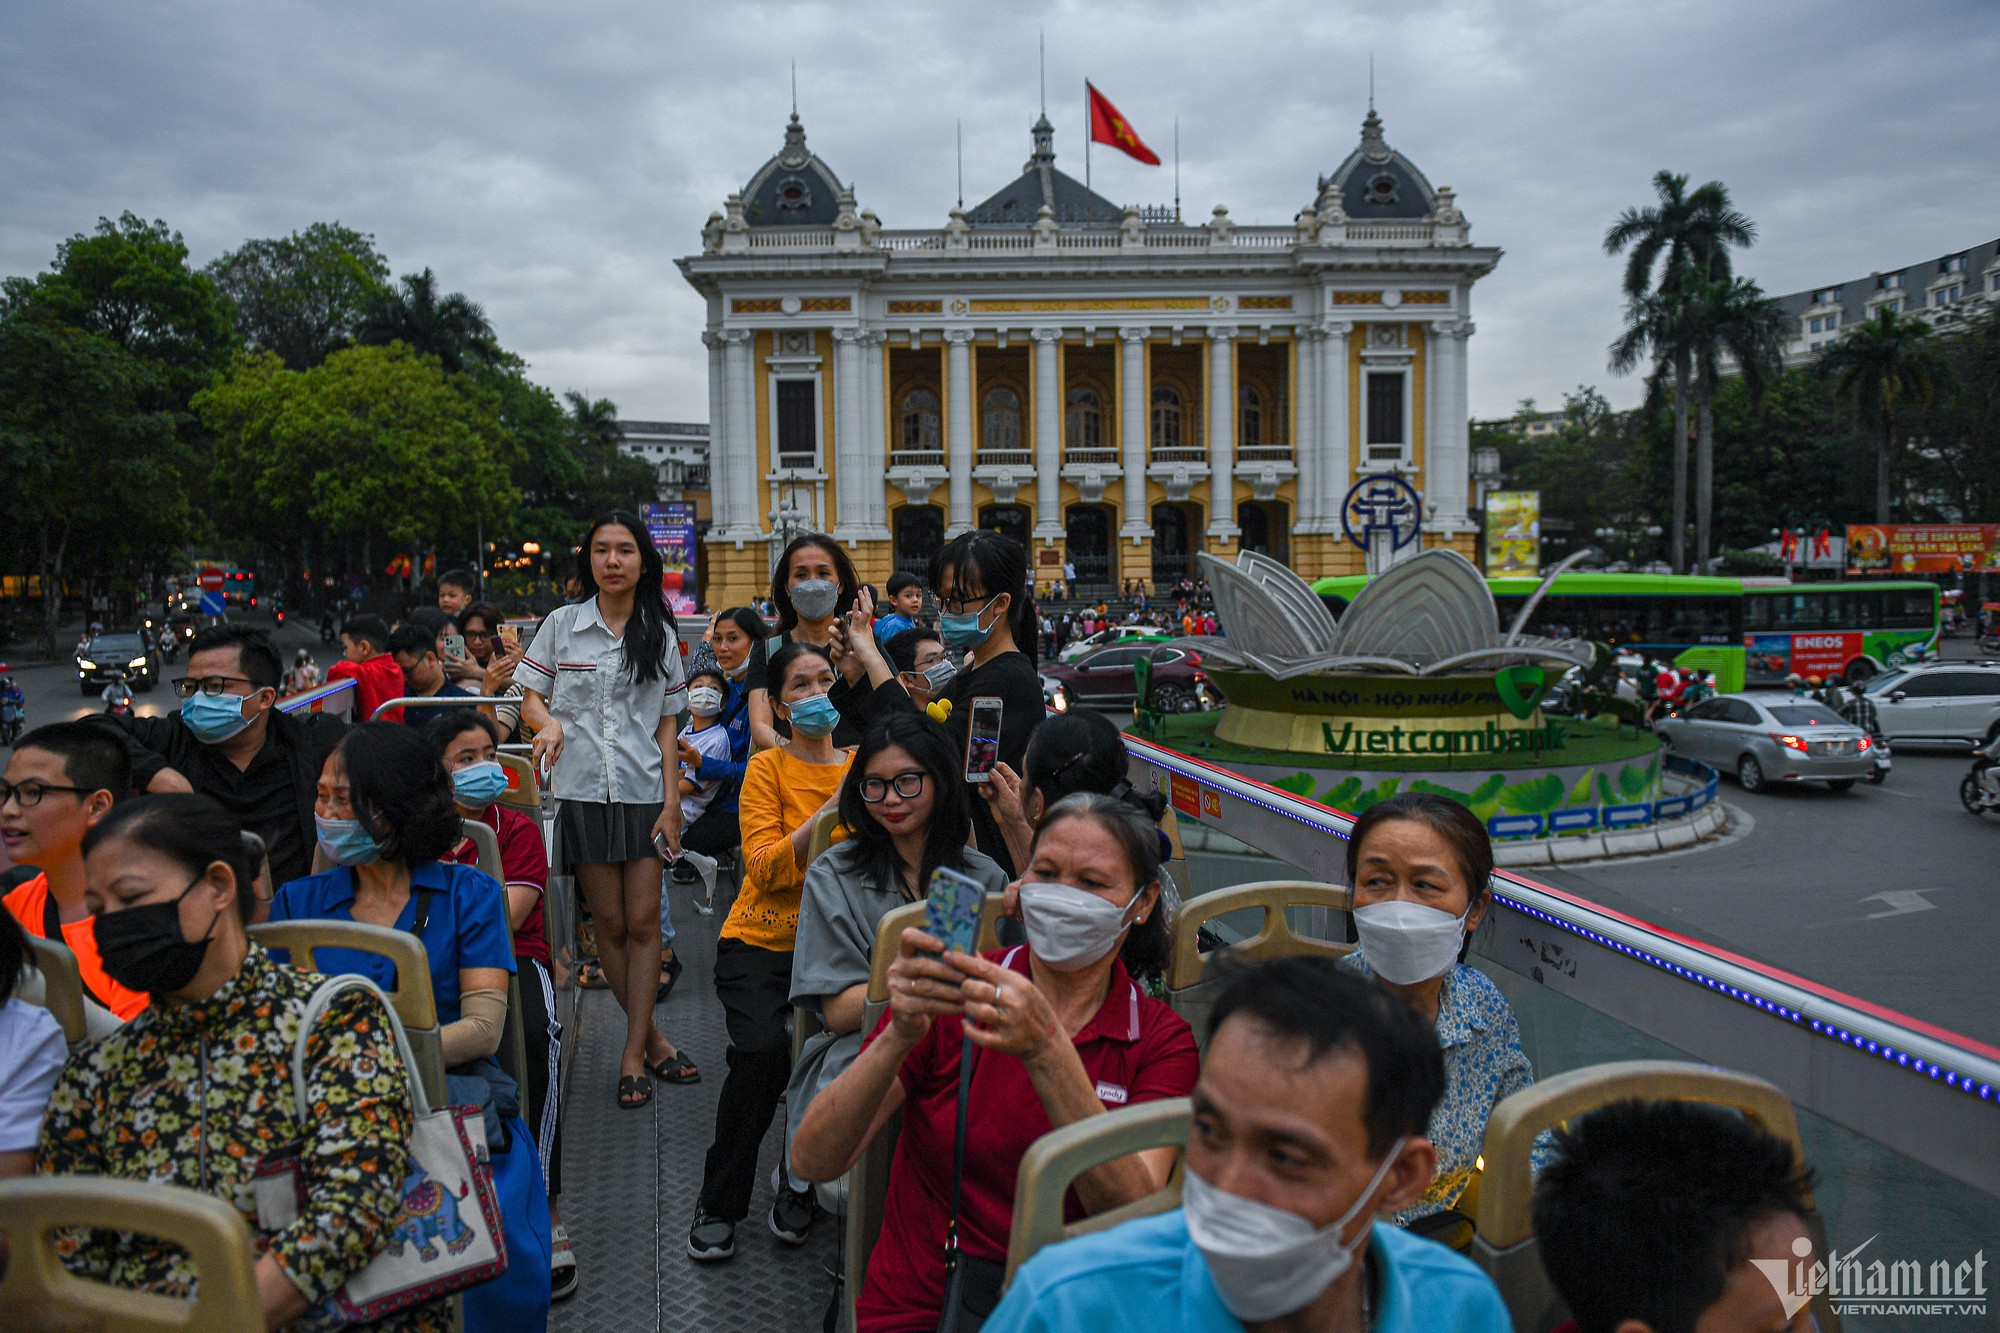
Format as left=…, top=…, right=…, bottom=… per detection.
left=0, top=515, right=1833, bottom=1333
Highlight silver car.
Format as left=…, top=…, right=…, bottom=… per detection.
left=1656, top=693, right=1875, bottom=793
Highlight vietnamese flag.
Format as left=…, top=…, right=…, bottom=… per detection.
left=1087, top=83, right=1160, bottom=165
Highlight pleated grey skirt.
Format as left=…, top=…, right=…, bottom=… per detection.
left=556, top=799, right=664, bottom=865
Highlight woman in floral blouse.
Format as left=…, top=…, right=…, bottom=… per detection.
left=36, top=793, right=446, bottom=1331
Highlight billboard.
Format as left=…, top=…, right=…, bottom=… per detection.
left=1484, top=491, right=1541, bottom=576
left=1845, top=524, right=2000, bottom=575
left=640, top=501, right=700, bottom=615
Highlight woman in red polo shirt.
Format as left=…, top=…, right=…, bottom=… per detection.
left=791, top=792, right=1198, bottom=1332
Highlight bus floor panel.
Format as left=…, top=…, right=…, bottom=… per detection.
left=556, top=886, right=842, bottom=1332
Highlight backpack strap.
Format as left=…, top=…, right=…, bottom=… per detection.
left=290, top=973, right=432, bottom=1127
left=410, top=886, right=437, bottom=937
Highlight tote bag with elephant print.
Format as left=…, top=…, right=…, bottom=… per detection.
left=252, top=973, right=507, bottom=1322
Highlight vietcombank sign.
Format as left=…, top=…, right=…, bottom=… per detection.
left=1321, top=717, right=1566, bottom=757
left=1208, top=668, right=1557, bottom=759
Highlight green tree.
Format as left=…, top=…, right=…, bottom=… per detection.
left=1686, top=277, right=1789, bottom=568
left=1604, top=173, right=1756, bottom=572
left=1817, top=308, right=1943, bottom=521
left=1912, top=300, right=2000, bottom=523
left=205, top=222, right=391, bottom=369
left=356, top=268, right=499, bottom=374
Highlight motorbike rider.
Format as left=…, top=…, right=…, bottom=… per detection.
left=0, top=666, right=24, bottom=744
left=1976, top=731, right=2000, bottom=809
left=100, top=670, right=134, bottom=717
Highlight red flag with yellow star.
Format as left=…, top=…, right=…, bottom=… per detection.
left=1087, top=83, right=1160, bottom=165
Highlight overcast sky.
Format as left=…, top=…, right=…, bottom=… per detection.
left=4, top=0, right=1995, bottom=423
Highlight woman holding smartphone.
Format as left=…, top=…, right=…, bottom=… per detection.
left=518, top=511, right=696, bottom=1109
left=746, top=533, right=870, bottom=751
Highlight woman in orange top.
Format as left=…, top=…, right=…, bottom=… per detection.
left=688, top=641, right=852, bottom=1261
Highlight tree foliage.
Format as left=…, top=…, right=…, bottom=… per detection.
left=205, top=222, right=390, bottom=370
left=356, top=268, right=500, bottom=374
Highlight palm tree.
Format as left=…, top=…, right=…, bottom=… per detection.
left=1604, top=172, right=1756, bottom=572
left=1819, top=309, right=1943, bottom=522
left=356, top=268, right=497, bottom=373
left=1687, top=278, right=1789, bottom=568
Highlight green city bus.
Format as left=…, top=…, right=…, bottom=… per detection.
left=1308, top=572, right=1941, bottom=692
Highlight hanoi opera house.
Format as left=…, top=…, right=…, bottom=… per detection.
left=678, top=105, right=1500, bottom=607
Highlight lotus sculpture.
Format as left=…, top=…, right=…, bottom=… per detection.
left=1191, top=548, right=1593, bottom=680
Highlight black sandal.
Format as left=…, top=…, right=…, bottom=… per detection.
left=656, top=950, right=683, bottom=1003
left=648, top=1050, right=700, bottom=1084
left=617, top=1075, right=652, bottom=1109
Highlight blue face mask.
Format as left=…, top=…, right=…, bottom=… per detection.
left=181, top=690, right=256, bottom=744
left=787, top=692, right=841, bottom=739
left=315, top=814, right=382, bottom=867
left=939, top=596, right=1001, bottom=653
left=452, top=760, right=509, bottom=807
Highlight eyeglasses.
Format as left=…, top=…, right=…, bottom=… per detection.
left=0, top=779, right=93, bottom=808
left=462, top=630, right=495, bottom=642
left=936, top=591, right=1000, bottom=617
left=173, top=675, right=259, bottom=698
left=859, top=772, right=928, bottom=803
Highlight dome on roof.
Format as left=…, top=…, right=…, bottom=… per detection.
left=966, top=115, right=1122, bottom=228
left=1315, top=108, right=1437, bottom=222
left=740, top=113, right=846, bottom=228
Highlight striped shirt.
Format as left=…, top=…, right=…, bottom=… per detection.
left=516, top=597, right=687, bottom=804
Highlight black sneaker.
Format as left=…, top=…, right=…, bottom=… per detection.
left=669, top=860, right=699, bottom=884
left=687, top=1207, right=736, bottom=1262
left=768, top=1185, right=817, bottom=1245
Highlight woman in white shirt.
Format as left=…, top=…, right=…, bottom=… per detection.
left=0, top=907, right=67, bottom=1178
left=519, top=511, right=696, bottom=1109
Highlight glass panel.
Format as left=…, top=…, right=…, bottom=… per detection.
left=1366, top=373, right=1404, bottom=445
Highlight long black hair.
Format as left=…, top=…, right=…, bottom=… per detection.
left=578, top=509, right=677, bottom=684
left=931, top=529, right=1037, bottom=659
left=770, top=533, right=859, bottom=635
left=84, top=793, right=264, bottom=925
left=836, top=712, right=975, bottom=901
left=763, top=640, right=835, bottom=715
left=1022, top=710, right=1169, bottom=822
left=1031, top=792, right=1171, bottom=983
left=335, top=723, right=462, bottom=865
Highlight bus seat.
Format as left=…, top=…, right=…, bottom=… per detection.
left=249, top=920, right=448, bottom=1108
left=460, top=815, right=531, bottom=1094
left=1166, top=881, right=1354, bottom=1046
left=495, top=751, right=542, bottom=815
left=0, top=1175, right=262, bottom=1330
left=1471, top=1059, right=1837, bottom=1333
left=22, top=934, right=89, bottom=1046
left=805, top=809, right=844, bottom=867
left=1004, top=1097, right=1192, bottom=1286
left=459, top=817, right=504, bottom=885
left=841, top=893, right=1009, bottom=1332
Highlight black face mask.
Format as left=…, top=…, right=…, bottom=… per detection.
left=94, top=874, right=218, bottom=996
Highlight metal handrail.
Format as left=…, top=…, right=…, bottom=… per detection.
left=368, top=694, right=517, bottom=722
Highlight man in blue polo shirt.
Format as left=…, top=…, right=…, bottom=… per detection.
left=986, top=956, right=1510, bottom=1333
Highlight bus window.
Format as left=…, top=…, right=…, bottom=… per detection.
left=1744, top=595, right=1773, bottom=632
left=1846, top=589, right=1881, bottom=630
left=1319, top=594, right=1351, bottom=621
left=1888, top=589, right=1935, bottom=630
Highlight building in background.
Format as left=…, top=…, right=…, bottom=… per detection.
left=1770, top=238, right=1999, bottom=366
left=677, top=107, right=1499, bottom=607
left=617, top=419, right=711, bottom=518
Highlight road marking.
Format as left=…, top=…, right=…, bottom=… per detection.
left=1861, top=889, right=1937, bottom=920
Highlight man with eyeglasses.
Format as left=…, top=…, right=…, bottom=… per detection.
left=2, top=723, right=150, bottom=1020
left=89, top=624, right=344, bottom=886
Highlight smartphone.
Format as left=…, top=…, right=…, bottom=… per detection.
left=652, top=831, right=680, bottom=864
left=498, top=623, right=522, bottom=651
left=923, top=865, right=987, bottom=956
left=441, top=632, right=467, bottom=660
left=963, top=696, right=1003, bottom=784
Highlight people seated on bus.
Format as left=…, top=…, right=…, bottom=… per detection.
left=872, top=570, right=926, bottom=646
left=40, top=793, right=447, bottom=1331
left=747, top=534, right=870, bottom=750
left=92, top=625, right=345, bottom=888
left=980, top=708, right=1174, bottom=889
left=459, top=601, right=527, bottom=731
left=3, top=723, right=150, bottom=1020
left=0, top=908, right=65, bottom=1180
left=689, top=641, right=855, bottom=1260
left=327, top=614, right=405, bottom=722
left=884, top=625, right=954, bottom=715
left=389, top=623, right=475, bottom=718
left=1341, top=792, right=1548, bottom=1226
left=1533, top=1098, right=1820, bottom=1333
left=784, top=712, right=1008, bottom=1216
left=792, top=792, right=1197, bottom=1331
left=425, top=708, right=576, bottom=1301
left=986, top=956, right=1510, bottom=1333
left=672, top=607, right=763, bottom=878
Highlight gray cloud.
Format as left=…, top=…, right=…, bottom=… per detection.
left=4, top=0, right=1995, bottom=421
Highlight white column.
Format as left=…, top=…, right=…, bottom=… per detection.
left=1207, top=326, right=1238, bottom=539
left=703, top=331, right=729, bottom=532
left=862, top=332, right=890, bottom=537
left=1032, top=329, right=1064, bottom=542
left=1319, top=320, right=1351, bottom=531
left=831, top=328, right=866, bottom=540
left=946, top=330, right=974, bottom=535
left=1293, top=326, right=1319, bottom=534
left=722, top=329, right=760, bottom=540
left=1119, top=329, right=1150, bottom=540
left=1441, top=320, right=1473, bottom=526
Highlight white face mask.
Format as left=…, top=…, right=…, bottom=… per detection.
left=1351, top=899, right=1470, bottom=985
left=1017, top=881, right=1144, bottom=972
left=688, top=684, right=724, bottom=717
left=1182, top=1140, right=1406, bottom=1323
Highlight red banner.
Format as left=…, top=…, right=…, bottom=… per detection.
left=1847, top=524, right=2000, bottom=574
left=1087, top=83, right=1161, bottom=165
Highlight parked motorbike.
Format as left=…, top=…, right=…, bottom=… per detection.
left=1962, top=753, right=1998, bottom=816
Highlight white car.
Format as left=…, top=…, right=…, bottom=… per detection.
left=1056, top=625, right=1174, bottom=664
left=1862, top=662, right=2000, bottom=746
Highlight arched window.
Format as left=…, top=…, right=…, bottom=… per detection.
left=1239, top=386, right=1263, bottom=448
left=1151, top=386, right=1183, bottom=452
left=1065, top=387, right=1102, bottom=452
left=982, top=388, right=1022, bottom=452
left=900, top=390, right=940, bottom=452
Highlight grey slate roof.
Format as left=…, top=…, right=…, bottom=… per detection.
left=1315, top=109, right=1437, bottom=221
left=1768, top=236, right=1999, bottom=333
left=741, top=114, right=845, bottom=228
left=966, top=115, right=1123, bottom=227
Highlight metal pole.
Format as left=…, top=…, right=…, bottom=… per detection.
left=475, top=519, right=485, bottom=599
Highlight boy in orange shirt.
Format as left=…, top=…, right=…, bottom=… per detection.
left=324, top=614, right=404, bottom=722
left=1, top=722, right=149, bottom=1020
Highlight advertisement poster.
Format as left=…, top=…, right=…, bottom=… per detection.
left=1743, top=632, right=1863, bottom=684
left=1485, top=491, right=1541, bottom=576
left=640, top=501, right=700, bottom=615
left=1846, top=524, right=2000, bottom=575
left=1745, top=634, right=1793, bottom=686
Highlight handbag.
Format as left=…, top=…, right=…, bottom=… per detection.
left=253, top=972, right=508, bottom=1324
left=936, top=1034, right=1004, bottom=1333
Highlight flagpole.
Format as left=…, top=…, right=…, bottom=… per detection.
left=1084, top=80, right=1091, bottom=188
left=1173, top=117, right=1180, bottom=222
